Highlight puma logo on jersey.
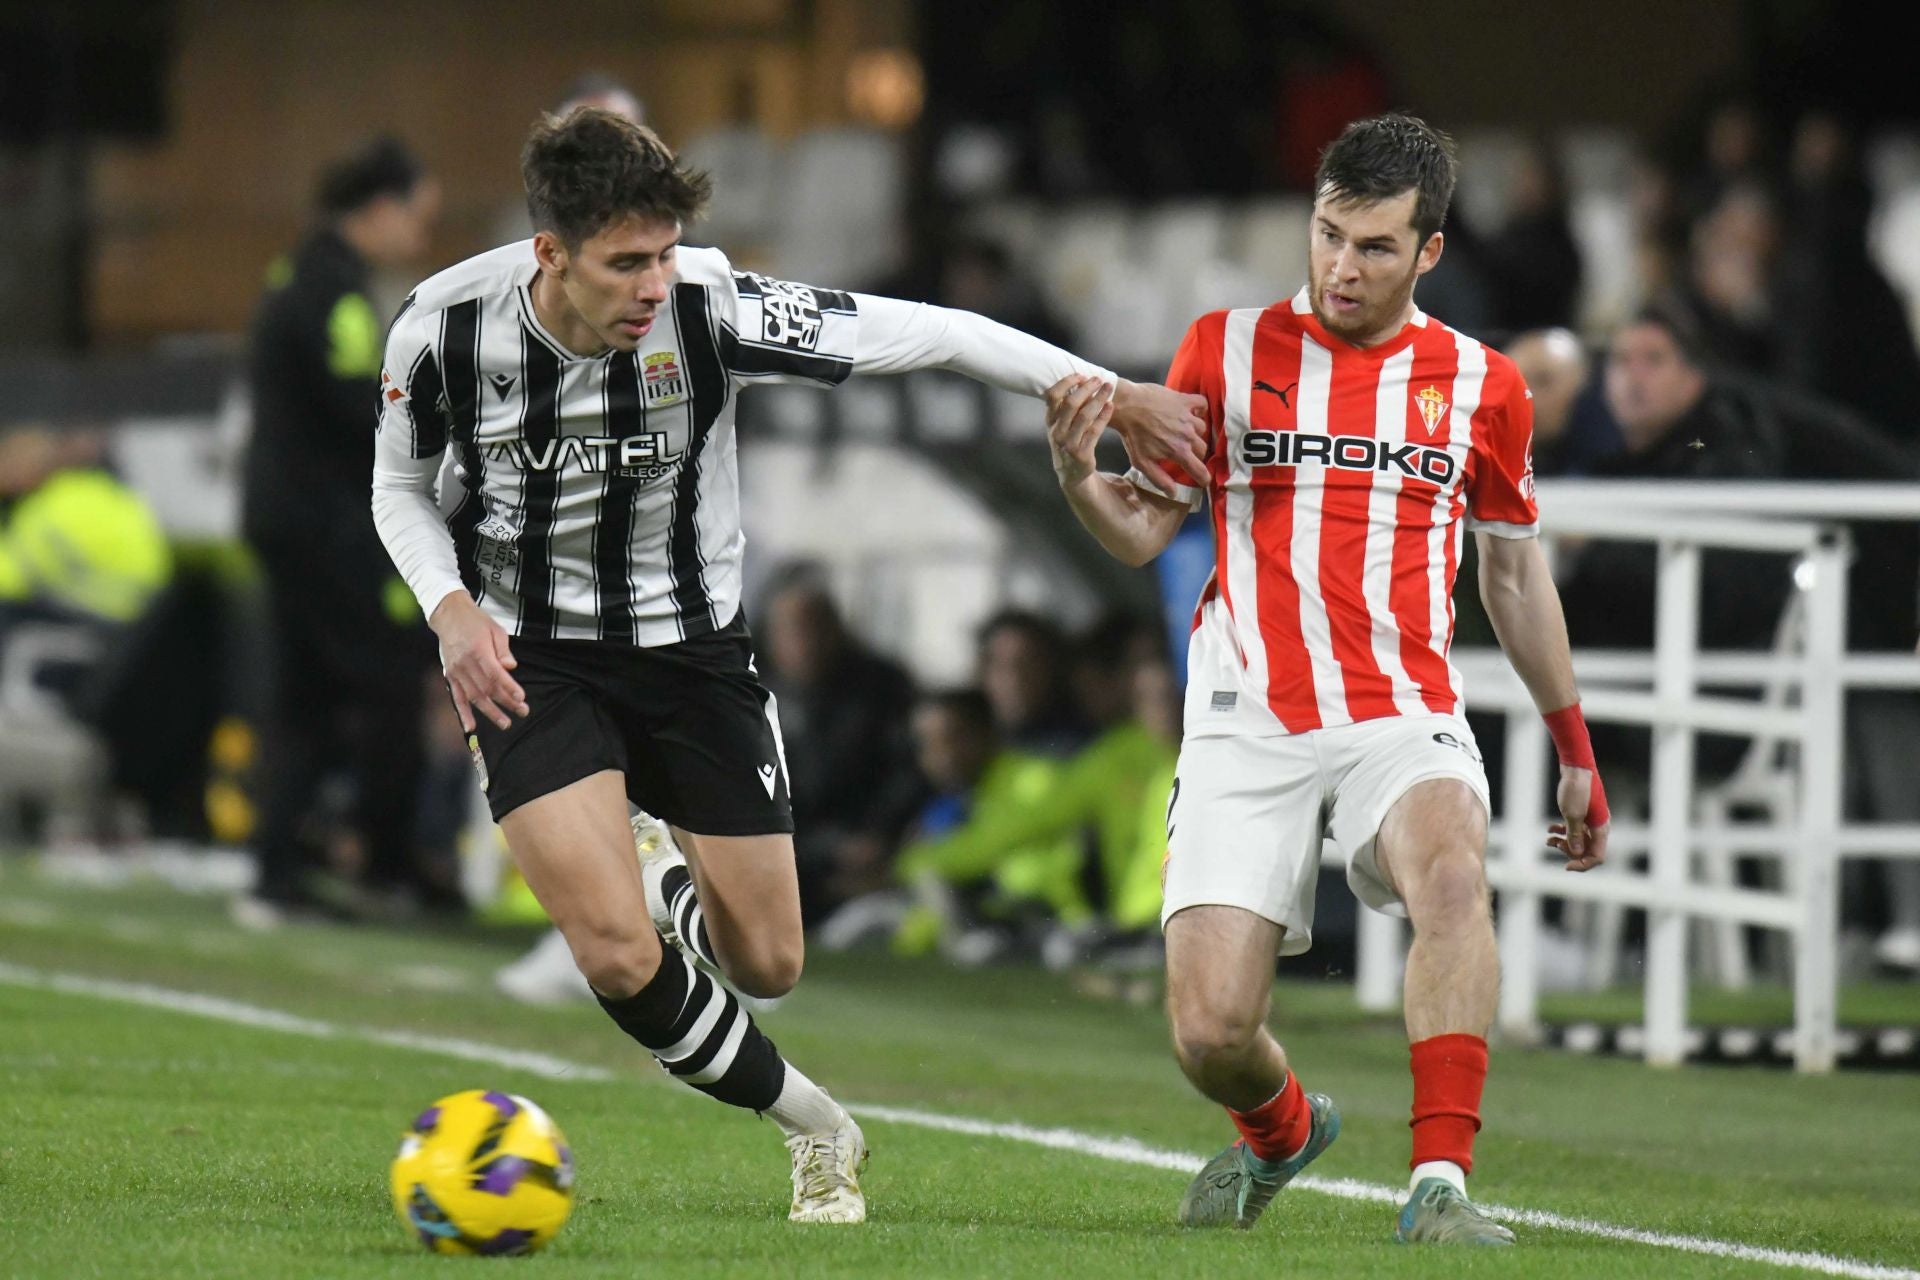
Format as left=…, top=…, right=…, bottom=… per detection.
left=1242, top=431, right=1457, bottom=485
left=1253, top=379, right=1296, bottom=408
left=757, top=763, right=778, bottom=798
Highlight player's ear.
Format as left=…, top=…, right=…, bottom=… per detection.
left=532, top=230, right=570, bottom=279
left=1416, top=231, right=1444, bottom=277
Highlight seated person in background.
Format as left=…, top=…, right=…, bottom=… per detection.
left=1562, top=303, right=1793, bottom=641
left=759, top=563, right=921, bottom=923
left=891, top=688, right=1084, bottom=964
left=1557, top=303, right=1792, bottom=785
left=1566, top=306, right=1920, bottom=965
left=0, top=425, right=172, bottom=842
left=1068, top=609, right=1170, bottom=731
left=1506, top=328, right=1595, bottom=476
left=977, top=608, right=1089, bottom=757
left=0, top=425, right=172, bottom=681
left=897, top=656, right=1185, bottom=960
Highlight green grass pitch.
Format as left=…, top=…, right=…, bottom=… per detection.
left=1, top=861, right=1917, bottom=1278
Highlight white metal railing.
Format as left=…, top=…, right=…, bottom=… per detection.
left=1349, top=480, right=1920, bottom=1074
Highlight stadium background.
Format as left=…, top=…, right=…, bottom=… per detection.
left=3, top=2, right=1919, bottom=1275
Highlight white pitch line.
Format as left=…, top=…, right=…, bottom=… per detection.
left=0, top=963, right=612, bottom=1083
left=850, top=1105, right=1919, bottom=1279
left=1, top=962, right=1913, bottom=1279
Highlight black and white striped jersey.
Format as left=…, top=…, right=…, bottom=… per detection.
left=373, top=241, right=1112, bottom=647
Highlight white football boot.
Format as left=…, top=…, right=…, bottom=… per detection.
left=631, top=810, right=684, bottom=943
left=784, top=1109, right=868, bottom=1224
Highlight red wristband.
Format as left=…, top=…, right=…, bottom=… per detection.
left=1543, top=704, right=1595, bottom=768
left=1543, top=704, right=1609, bottom=828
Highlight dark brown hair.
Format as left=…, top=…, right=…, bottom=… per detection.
left=1314, top=113, right=1458, bottom=243
left=521, top=107, right=712, bottom=247
left=1627, top=298, right=1709, bottom=369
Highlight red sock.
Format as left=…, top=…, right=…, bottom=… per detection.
left=1409, top=1034, right=1487, bottom=1174
left=1229, top=1073, right=1313, bottom=1163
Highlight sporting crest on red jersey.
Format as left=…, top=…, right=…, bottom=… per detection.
left=1413, top=385, right=1448, bottom=436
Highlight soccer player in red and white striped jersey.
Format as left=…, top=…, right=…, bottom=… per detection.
left=1046, top=115, right=1609, bottom=1245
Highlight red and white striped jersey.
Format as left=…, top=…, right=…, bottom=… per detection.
left=1145, top=289, right=1538, bottom=738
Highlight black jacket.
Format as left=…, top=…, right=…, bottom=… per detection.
left=1563, top=378, right=1920, bottom=654
left=242, top=228, right=391, bottom=569
left=1560, top=384, right=1792, bottom=657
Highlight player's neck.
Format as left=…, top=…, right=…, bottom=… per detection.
left=529, top=272, right=611, bottom=358
left=1345, top=299, right=1418, bottom=349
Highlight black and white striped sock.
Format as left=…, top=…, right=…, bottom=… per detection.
left=659, top=863, right=719, bottom=970
left=595, top=936, right=785, bottom=1112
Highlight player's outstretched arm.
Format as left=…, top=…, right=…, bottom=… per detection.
left=1476, top=531, right=1610, bottom=871
left=837, top=293, right=1207, bottom=482
left=1047, top=375, right=1189, bottom=567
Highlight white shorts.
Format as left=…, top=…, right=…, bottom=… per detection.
left=1161, top=714, right=1491, bottom=956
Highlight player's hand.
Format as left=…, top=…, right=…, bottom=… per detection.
left=1548, top=764, right=1608, bottom=872
left=1045, top=374, right=1112, bottom=488
left=430, top=593, right=528, bottom=733
left=1107, top=380, right=1208, bottom=495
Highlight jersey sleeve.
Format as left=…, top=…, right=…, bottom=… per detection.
left=1464, top=359, right=1540, bottom=538
left=1124, top=313, right=1223, bottom=511
left=718, top=269, right=864, bottom=387
left=716, top=270, right=1115, bottom=395
left=371, top=301, right=466, bottom=620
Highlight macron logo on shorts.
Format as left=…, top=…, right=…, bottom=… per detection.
left=757, top=763, right=778, bottom=799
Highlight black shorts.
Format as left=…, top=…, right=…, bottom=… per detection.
left=465, top=612, right=793, bottom=834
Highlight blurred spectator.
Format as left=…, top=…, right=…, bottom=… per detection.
left=1506, top=328, right=1592, bottom=475
left=891, top=688, right=1082, bottom=964
left=977, top=608, right=1088, bottom=756
left=1569, top=300, right=1920, bottom=942
left=1558, top=304, right=1793, bottom=781
left=0, top=426, right=169, bottom=690
left=1771, top=110, right=1920, bottom=447
left=1682, top=182, right=1780, bottom=372
left=0, top=426, right=168, bottom=631
left=0, top=425, right=171, bottom=840
left=898, top=654, right=1180, bottom=949
left=759, top=564, right=921, bottom=922
left=1627, top=154, right=1688, bottom=304
left=237, top=135, right=445, bottom=927
left=1674, top=94, right=1778, bottom=228
left=938, top=234, right=1075, bottom=350
left=1450, top=139, right=1585, bottom=333
left=1067, top=609, right=1166, bottom=731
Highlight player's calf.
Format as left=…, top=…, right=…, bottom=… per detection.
left=635, top=814, right=794, bottom=1009
left=724, top=939, right=803, bottom=1000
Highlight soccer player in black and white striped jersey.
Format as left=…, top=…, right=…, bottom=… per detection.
left=371, top=108, right=1207, bottom=1225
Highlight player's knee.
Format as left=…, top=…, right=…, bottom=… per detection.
left=727, top=940, right=803, bottom=999
left=1171, top=1004, right=1263, bottom=1073
left=564, top=922, right=662, bottom=999
left=1405, top=847, right=1490, bottom=929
